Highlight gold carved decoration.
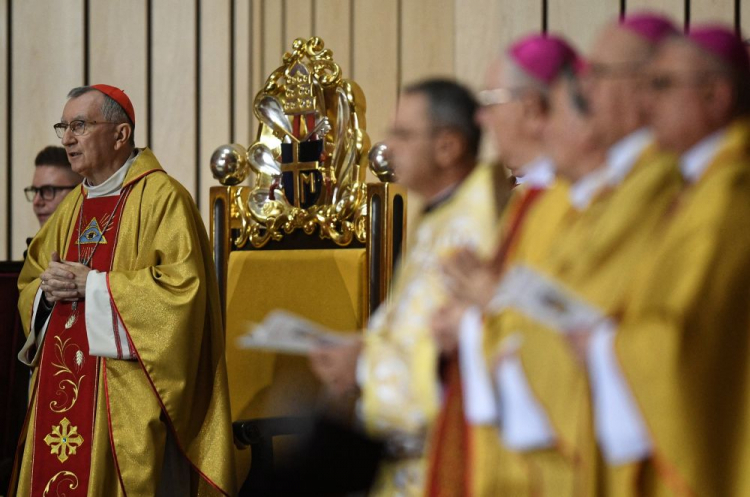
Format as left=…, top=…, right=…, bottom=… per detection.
left=210, top=37, right=376, bottom=248
left=43, top=471, right=79, bottom=496
left=49, top=336, right=85, bottom=413
left=44, top=417, right=84, bottom=463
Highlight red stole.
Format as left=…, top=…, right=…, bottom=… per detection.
left=30, top=192, right=127, bottom=496
left=426, top=186, right=545, bottom=496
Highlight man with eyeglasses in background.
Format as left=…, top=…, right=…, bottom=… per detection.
left=9, top=84, right=235, bottom=496
left=24, top=146, right=82, bottom=227
left=424, top=34, right=578, bottom=496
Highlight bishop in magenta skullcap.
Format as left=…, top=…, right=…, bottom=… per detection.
left=619, top=12, right=679, bottom=45
left=91, top=84, right=135, bottom=125
left=687, top=24, right=750, bottom=74
left=509, top=34, right=582, bottom=85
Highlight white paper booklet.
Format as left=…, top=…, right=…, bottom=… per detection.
left=236, top=309, right=356, bottom=355
left=488, top=264, right=607, bottom=334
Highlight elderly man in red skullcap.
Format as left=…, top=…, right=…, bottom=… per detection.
left=573, top=24, right=750, bottom=496
left=10, top=86, right=235, bottom=496
left=425, top=34, right=584, bottom=496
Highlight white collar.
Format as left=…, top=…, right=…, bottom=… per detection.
left=569, top=165, right=609, bottom=211
left=568, top=129, right=653, bottom=211
left=515, top=156, right=556, bottom=189
left=605, top=128, right=652, bottom=187
left=84, top=150, right=140, bottom=198
left=679, top=129, right=727, bottom=183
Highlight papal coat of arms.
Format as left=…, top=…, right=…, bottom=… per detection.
left=210, top=37, right=393, bottom=249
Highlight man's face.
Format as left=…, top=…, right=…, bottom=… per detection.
left=476, top=57, right=529, bottom=172
left=544, top=79, right=591, bottom=179
left=31, top=165, right=80, bottom=226
left=385, top=93, right=437, bottom=194
left=59, top=91, right=119, bottom=180
left=647, top=41, right=720, bottom=154
left=582, top=25, right=649, bottom=145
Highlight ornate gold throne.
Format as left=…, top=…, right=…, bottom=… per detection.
left=208, top=38, right=406, bottom=491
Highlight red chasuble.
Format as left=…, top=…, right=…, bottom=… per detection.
left=30, top=190, right=129, bottom=496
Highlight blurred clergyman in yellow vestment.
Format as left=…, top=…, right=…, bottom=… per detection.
left=568, top=25, right=750, bottom=496
left=310, top=79, right=499, bottom=496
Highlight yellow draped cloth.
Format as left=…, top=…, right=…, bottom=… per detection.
left=11, top=148, right=236, bottom=496
left=360, top=163, right=499, bottom=497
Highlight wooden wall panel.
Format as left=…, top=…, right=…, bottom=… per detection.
left=262, top=0, right=285, bottom=81
left=89, top=0, right=149, bottom=148
left=0, top=0, right=7, bottom=260
left=284, top=0, right=313, bottom=43
left=455, top=0, right=543, bottom=92
left=151, top=0, right=197, bottom=200
left=233, top=0, right=252, bottom=146
left=401, top=0, right=455, bottom=84
left=314, top=0, right=352, bottom=77
left=199, top=0, right=232, bottom=221
left=690, top=0, right=736, bottom=26
left=548, top=0, right=620, bottom=51
left=11, top=0, right=84, bottom=259
left=352, top=0, right=399, bottom=145
left=742, top=0, right=750, bottom=34
left=250, top=0, right=264, bottom=141
left=624, top=0, right=686, bottom=26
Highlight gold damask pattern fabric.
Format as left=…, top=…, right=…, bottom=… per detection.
left=14, top=148, right=236, bottom=496
left=359, top=163, right=499, bottom=496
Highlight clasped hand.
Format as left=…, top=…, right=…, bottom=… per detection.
left=39, top=251, right=91, bottom=303
left=309, top=338, right=363, bottom=397
left=430, top=248, right=497, bottom=354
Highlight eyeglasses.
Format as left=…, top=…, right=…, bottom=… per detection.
left=477, top=88, right=520, bottom=107
left=581, top=61, right=645, bottom=80
left=646, top=72, right=721, bottom=92
left=562, top=70, right=590, bottom=115
left=24, top=185, right=78, bottom=202
left=53, top=120, right=121, bottom=139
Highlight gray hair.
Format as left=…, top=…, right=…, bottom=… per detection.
left=67, top=86, right=135, bottom=146
left=560, top=65, right=590, bottom=115
left=504, top=55, right=552, bottom=101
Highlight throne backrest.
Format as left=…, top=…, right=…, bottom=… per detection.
left=208, top=37, right=406, bottom=424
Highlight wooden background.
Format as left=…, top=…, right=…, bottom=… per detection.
left=0, top=0, right=745, bottom=260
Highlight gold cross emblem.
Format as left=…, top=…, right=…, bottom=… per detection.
left=44, top=417, right=84, bottom=463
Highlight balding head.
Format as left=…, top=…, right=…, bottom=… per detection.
left=591, top=19, right=656, bottom=66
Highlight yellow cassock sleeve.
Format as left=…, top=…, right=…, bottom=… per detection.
left=614, top=122, right=750, bottom=496
left=17, top=148, right=236, bottom=496
left=359, top=164, right=498, bottom=496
